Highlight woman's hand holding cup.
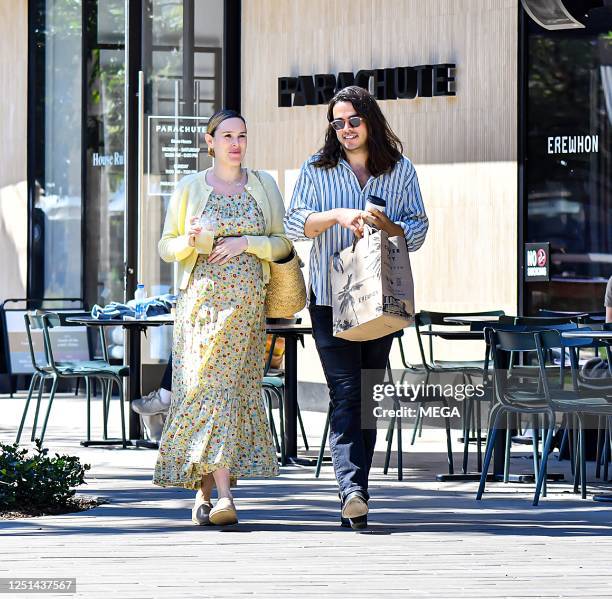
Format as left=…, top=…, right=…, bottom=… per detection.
left=187, top=216, right=203, bottom=247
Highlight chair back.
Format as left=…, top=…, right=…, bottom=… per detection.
left=487, top=329, right=544, bottom=408
left=23, top=313, right=50, bottom=374
left=264, top=317, right=298, bottom=375
left=533, top=329, right=595, bottom=394
left=415, top=309, right=504, bottom=366
left=28, top=311, right=77, bottom=375
left=393, top=325, right=423, bottom=370
left=488, top=324, right=588, bottom=403
left=39, top=312, right=61, bottom=373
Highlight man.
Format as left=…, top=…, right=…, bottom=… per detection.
left=284, top=86, right=428, bottom=529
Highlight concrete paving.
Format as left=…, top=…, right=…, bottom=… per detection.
left=1, top=392, right=612, bottom=599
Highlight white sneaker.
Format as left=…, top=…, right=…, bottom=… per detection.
left=131, top=389, right=169, bottom=415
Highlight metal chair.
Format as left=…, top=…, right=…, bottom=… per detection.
left=381, top=329, right=455, bottom=480
left=489, top=321, right=579, bottom=481
left=16, top=311, right=128, bottom=446
left=315, top=327, right=455, bottom=481
left=414, top=310, right=505, bottom=475
left=477, top=327, right=611, bottom=504
left=262, top=332, right=309, bottom=466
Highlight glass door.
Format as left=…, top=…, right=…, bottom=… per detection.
left=28, top=0, right=231, bottom=369
left=135, top=0, right=225, bottom=363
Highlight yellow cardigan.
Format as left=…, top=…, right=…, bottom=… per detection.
left=158, top=168, right=292, bottom=290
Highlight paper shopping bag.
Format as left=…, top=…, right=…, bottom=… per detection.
left=330, top=226, right=415, bottom=341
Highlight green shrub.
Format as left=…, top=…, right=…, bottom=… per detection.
left=0, top=440, right=91, bottom=511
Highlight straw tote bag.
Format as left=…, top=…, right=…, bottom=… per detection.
left=265, top=248, right=306, bottom=317
left=253, top=171, right=307, bottom=317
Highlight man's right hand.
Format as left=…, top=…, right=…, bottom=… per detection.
left=334, top=208, right=366, bottom=238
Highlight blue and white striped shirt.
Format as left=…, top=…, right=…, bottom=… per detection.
left=284, top=155, right=428, bottom=307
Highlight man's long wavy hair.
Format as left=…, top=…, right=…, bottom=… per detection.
left=312, top=86, right=403, bottom=177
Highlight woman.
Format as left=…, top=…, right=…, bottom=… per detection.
left=153, top=109, right=291, bottom=526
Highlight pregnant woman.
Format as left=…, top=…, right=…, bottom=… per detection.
left=153, top=109, right=291, bottom=525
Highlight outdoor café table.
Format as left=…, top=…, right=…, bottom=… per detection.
left=561, top=329, right=612, bottom=503
left=561, top=330, right=612, bottom=341
left=66, top=315, right=174, bottom=444
left=67, top=316, right=313, bottom=460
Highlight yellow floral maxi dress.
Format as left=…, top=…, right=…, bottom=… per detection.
left=153, top=191, right=279, bottom=489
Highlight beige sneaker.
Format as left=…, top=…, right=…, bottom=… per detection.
left=209, top=497, right=238, bottom=525
left=191, top=490, right=213, bottom=526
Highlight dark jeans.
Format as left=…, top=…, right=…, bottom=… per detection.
left=160, top=355, right=172, bottom=391
left=309, top=302, right=394, bottom=503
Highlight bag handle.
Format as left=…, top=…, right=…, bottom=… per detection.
left=252, top=169, right=268, bottom=200
left=351, top=223, right=373, bottom=253
left=253, top=170, right=302, bottom=266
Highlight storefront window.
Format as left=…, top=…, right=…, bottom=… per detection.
left=30, top=0, right=225, bottom=313
left=524, top=14, right=612, bottom=312
left=84, top=0, right=125, bottom=307
left=32, top=0, right=83, bottom=300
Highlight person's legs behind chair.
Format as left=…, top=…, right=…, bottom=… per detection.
left=132, top=354, right=173, bottom=416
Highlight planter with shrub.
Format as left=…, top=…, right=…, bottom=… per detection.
left=0, top=440, right=101, bottom=519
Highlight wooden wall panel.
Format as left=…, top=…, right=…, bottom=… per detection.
left=0, top=1, right=28, bottom=298
left=243, top=0, right=517, bottom=172
left=242, top=0, right=519, bottom=373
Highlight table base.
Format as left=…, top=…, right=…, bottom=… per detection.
left=80, top=439, right=133, bottom=447
left=592, top=494, right=612, bottom=502
left=286, top=456, right=319, bottom=467
left=436, top=472, right=565, bottom=483
left=135, top=440, right=159, bottom=449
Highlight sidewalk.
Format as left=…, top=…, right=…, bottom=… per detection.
left=1, top=393, right=612, bottom=598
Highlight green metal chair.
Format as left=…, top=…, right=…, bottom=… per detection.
left=382, top=330, right=455, bottom=480
left=477, top=327, right=612, bottom=505
left=16, top=312, right=55, bottom=445
left=16, top=311, right=128, bottom=446
left=490, top=320, right=577, bottom=483
left=414, top=310, right=505, bottom=475
left=262, top=332, right=309, bottom=466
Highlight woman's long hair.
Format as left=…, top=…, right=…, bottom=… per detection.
left=312, top=86, right=403, bottom=176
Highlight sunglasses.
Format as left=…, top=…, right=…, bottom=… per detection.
left=329, top=116, right=363, bottom=131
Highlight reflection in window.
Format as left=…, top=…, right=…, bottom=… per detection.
left=34, top=0, right=83, bottom=299
left=525, top=19, right=612, bottom=311
left=84, top=0, right=125, bottom=307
